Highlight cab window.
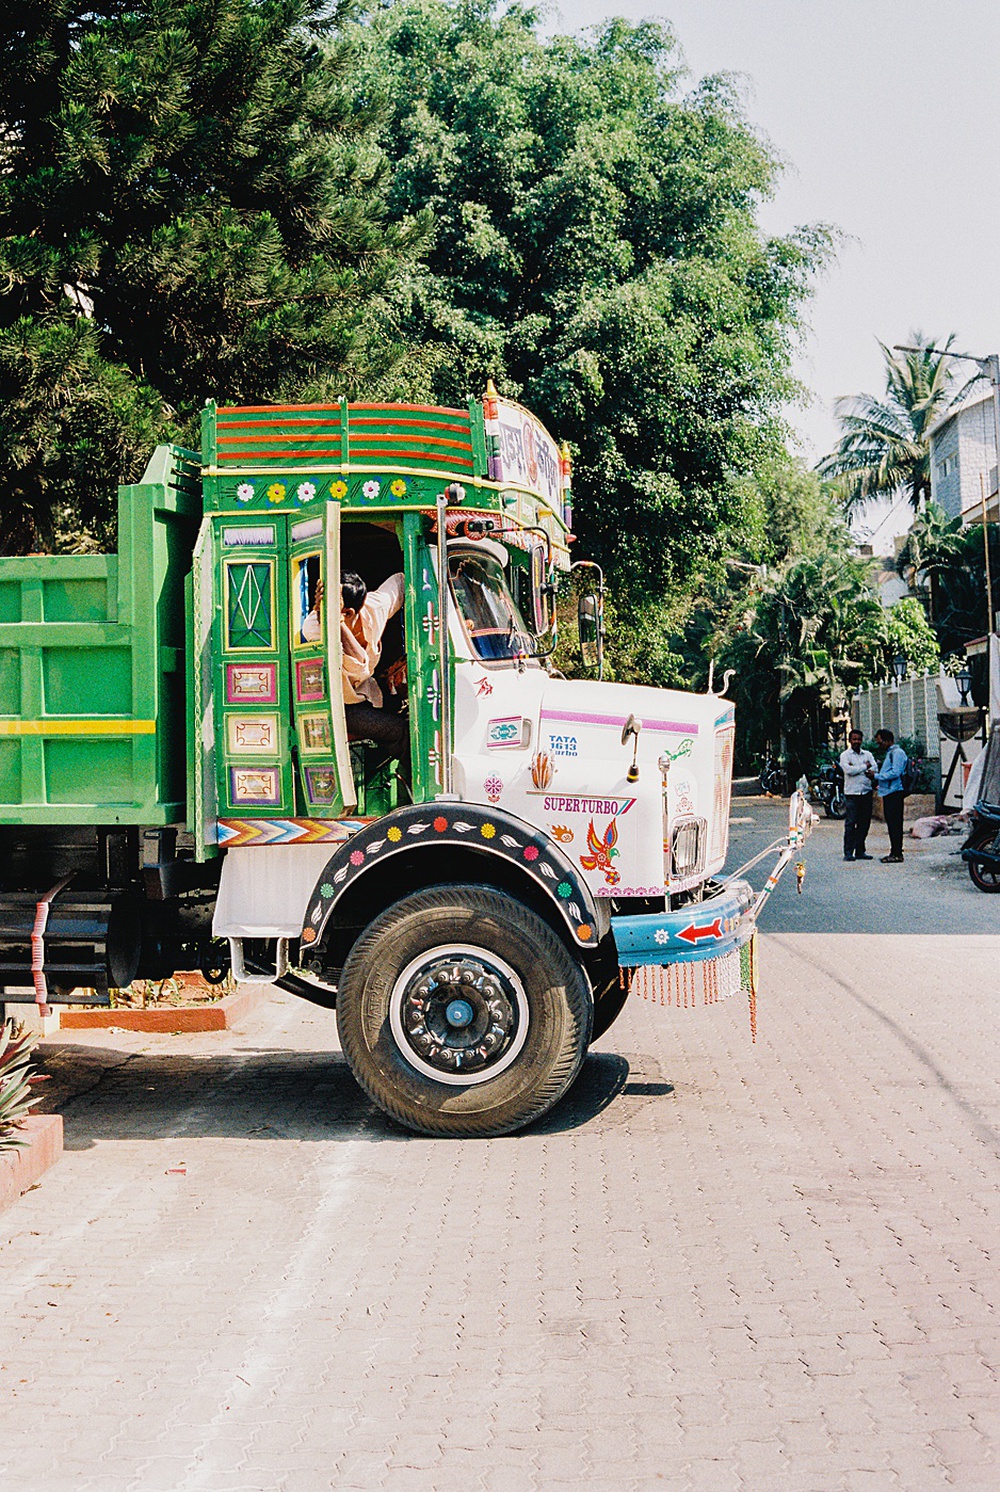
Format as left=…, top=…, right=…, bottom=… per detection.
left=448, top=547, right=536, bottom=664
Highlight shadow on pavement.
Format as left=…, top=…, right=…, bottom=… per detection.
left=33, top=1041, right=634, bottom=1149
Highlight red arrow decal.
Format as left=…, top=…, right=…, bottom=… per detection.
left=677, top=918, right=723, bottom=945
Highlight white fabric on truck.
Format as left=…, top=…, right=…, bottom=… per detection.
left=213, top=845, right=337, bottom=937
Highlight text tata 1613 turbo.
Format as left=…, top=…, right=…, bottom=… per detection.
left=0, top=387, right=811, bottom=1136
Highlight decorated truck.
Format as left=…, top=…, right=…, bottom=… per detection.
left=0, top=388, right=810, bottom=1135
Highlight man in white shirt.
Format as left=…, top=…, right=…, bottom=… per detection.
left=302, top=570, right=408, bottom=756
left=839, top=728, right=877, bottom=861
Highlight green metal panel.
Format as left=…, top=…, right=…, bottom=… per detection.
left=286, top=502, right=354, bottom=816
left=402, top=512, right=444, bottom=805
left=467, top=397, right=489, bottom=479
left=186, top=518, right=219, bottom=855
left=0, top=445, right=201, bottom=825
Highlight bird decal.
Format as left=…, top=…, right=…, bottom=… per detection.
left=580, top=817, right=621, bottom=886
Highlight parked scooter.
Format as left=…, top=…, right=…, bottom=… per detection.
left=961, top=807, right=1000, bottom=891
left=811, top=761, right=847, bottom=819
left=960, top=731, right=1000, bottom=891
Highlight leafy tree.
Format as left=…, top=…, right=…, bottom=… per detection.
left=714, top=540, right=888, bottom=775
left=883, top=596, right=940, bottom=678
left=349, top=1, right=830, bottom=624
left=818, top=334, right=971, bottom=517
left=0, top=0, right=426, bottom=550
left=896, top=501, right=994, bottom=654
left=0, top=318, right=165, bottom=552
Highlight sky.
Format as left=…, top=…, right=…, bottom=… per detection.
left=551, top=0, right=1000, bottom=545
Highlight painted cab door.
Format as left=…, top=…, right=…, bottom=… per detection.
left=215, top=514, right=294, bottom=817
left=288, top=503, right=356, bottom=815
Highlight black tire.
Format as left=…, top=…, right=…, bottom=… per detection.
left=587, top=933, right=630, bottom=1041
left=335, top=884, right=593, bottom=1137
left=965, top=827, right=1000, bottom=892
left=968, top=855, right=1000, bottom=892
left=592, top=976, right=630, bottom=1041
left=827, top=790, right=847, bottom=820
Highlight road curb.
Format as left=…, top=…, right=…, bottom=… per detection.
left=0, top=1114, right=64, bottom=1217
left=58, top=985, right=273, bottom=1033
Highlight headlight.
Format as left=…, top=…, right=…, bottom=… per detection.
left=670, top=816, right=707, bottom=879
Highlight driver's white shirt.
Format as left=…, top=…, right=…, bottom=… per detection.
left=340, top=573, right=405, bottom=707
left=840, top=746, right=876, bottom=795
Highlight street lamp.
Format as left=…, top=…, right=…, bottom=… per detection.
left=892, top=652, right=908, bottom=685
left=956, top=663, right=973, bottom=706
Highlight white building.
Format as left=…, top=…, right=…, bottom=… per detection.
left=927, top=389, right=998, bottom=524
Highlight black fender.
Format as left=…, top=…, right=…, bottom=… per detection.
left=299, top=801, right=609, bottom=962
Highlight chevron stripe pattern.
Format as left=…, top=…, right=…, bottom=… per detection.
left=216, top=818, right=358, bottom=846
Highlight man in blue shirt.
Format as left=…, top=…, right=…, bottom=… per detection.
left=875, top=728, right=908, bottom=863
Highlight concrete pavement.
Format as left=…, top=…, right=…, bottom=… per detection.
left=2, top=910, right=999, bottom=1488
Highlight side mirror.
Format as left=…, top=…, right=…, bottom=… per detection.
left=621, top=713, right=642, bottom=782
left=578, top=591, right=604, bottom=677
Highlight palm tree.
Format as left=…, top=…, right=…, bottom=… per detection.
left=818, top=335, right=971, bottom=518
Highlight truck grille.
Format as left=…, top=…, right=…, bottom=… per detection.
left=670, top=816, right=707, bottom=879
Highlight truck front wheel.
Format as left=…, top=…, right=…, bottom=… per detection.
left=335, top=885, right=593, bottom=1137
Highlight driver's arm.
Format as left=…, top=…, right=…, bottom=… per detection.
left=362, top=572, right=405, bottom=646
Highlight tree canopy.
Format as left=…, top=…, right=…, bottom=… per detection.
left=0, top=0, right=425, bottom=548
left=347, top=0, right=830, bottom=613
left=1, top=0, right=833, bottom=728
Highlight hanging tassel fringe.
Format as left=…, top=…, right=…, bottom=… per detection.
left=621, top=934, right=758, bottom=1042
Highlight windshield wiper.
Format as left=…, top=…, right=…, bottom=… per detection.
left=505, top=614, right=536, bottom=660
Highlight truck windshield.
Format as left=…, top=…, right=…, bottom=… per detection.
left=448, top=549, right=537, bottom=663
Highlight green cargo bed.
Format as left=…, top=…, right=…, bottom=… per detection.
left=0, top=447, right=201, bottom=825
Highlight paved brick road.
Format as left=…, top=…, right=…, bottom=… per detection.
left=1, top=923, right=998, bottom=1491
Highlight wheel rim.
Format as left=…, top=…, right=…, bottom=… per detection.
left=388, top=943, right=530, bottom=1087
left=972, top=858, right=1000, bottom=887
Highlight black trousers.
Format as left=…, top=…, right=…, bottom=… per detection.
left=843, top=792, right=873, bottom=858
left=882, top=790, right=905, bottom=857
left=344, top=702, right=409, bottom=755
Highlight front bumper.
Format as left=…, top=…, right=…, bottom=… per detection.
left=611, top=880, right=755, bottom=967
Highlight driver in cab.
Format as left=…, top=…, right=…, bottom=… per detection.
left=303, top=571, right=408, bottom=754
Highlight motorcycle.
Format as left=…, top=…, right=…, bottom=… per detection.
left=811, top=761, right=847, bottom=819
left=960, top=731, right=1000, bottom=891
left=758, top=751, right=785, bottom=796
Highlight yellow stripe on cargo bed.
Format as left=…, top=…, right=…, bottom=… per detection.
left=0, top=719, right=157, bottom=736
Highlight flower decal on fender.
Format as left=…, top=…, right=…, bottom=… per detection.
left=236, top=482, right=254, bottom=504
left=266, top=482, right=286, bottom=504
left=362, top=480, right=380, bottom=501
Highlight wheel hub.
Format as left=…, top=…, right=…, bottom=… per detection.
left=390, top=947, right=529, bottom=1085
